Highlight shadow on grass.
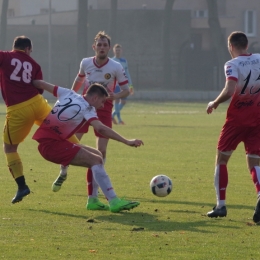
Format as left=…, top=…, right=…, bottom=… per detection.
left=26, top=209, right=239, bottom=233
left=131, top=198, right=255, bottom=211
left=27, top=208, right=89, bottom=220
left=94, top=212, right=239, bottom=233
left=132, top=124, right=196, bottom=128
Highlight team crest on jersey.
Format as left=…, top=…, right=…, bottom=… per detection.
left=226, top=69, right=232, bottom=76
left=104, top=73, right=111, bottom=79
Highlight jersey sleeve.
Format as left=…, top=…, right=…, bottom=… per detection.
left=224, top=61, right=238, bottom=81
left=116, top=63, right=129, bottom=86
left=34, top=66, right=43, bottom=80
left=56, top=86, right=72, bottom=98
left=84, top=107, right=98, bottom=123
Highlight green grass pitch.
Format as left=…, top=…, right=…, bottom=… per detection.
left=0, top=101, right=259, bottom=260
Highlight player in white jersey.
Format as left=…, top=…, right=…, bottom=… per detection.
left=51, top=31, right=131, bottom=211
left=111, top=44, right=134, bottom=125
left=32, top=80, right=143, bottom=213
left=206, top=31, right=260, bottom=223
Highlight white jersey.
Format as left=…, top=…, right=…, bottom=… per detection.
left=225, top=53, right=260, bottom=126
left=80, top=57, right=128, bottom=95
left=33, top=86, right=98, bottom=141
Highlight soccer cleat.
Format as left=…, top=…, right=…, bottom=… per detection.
left=86, top=198, right=109, bottom=211
left=12, top=185, right=30, bottom=204
left=109, top=198, right=140, bottom=213
left=118, top=121, right=125, bottom=125
left=253, top=197, right=260, bottom=223
left=52, top=175, right=67, bottom=192
left=112, top=117, right=117, bottom=124
left=207, top=206, right=227, bottom=218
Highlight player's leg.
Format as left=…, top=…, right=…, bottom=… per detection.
left=112, top=85, right=121, bottom=124
left=32, top=95, right=69, bottom=192
left=66, top=144, right=140, bottom=212
left=86, top=112, right=111, bottom=209
left=244, top=126, right=260, bottom=223
left=247, top=156, right=260, bottom=223
left=118, top=98, right=127, bottom=124
left=52, top=132, right=83, bottom=192
left=207, top=151, right=230, bottom=218
left=112, top=99, right=119, bottom=124
left=3, top=103, right=40, bottom=203
left=86, top=136, right=109, bottom=210
left=4, top=142, right=30, bottom=203
left=207, top=123, right=240, bottom=218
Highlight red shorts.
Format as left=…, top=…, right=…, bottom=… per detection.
left=77, top=110, right=112, bottom=138
left=218, top=122, right=260, bottom=156
left=37, top=139, right=81, bottom=165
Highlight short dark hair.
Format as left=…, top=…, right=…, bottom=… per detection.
left=94, top=31, right=111, bottom=47
left=86, top=83, right=108, bottom=97
left=12, top=36, right=32, bottom=50
left=228, top=31, right=248, bottom=50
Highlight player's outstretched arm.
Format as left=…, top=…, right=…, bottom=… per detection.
left=206, top=79, right=236, bottom=114
left=32, top=80, right=55, bottom=93
left=91, top=120, right=144, bottom=147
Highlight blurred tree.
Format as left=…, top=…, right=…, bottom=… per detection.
left=206, top=0, right=229, bottom=88
left=77, top=0, right=88, bottom=63
left=0, top=0, right=8, bottom=50
left=109, top=0, right=117, bottom=44
left=163, top=0, right=175, bottom=88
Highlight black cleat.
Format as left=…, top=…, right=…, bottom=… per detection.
left=207, top=206, right=227, bottom=218
left=12, top=185, right=30, bottom=204
left=253, top=197, right=260, bottom=223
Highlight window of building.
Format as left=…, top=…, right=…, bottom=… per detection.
left=245, top=10, right=257, bottom=37
left=193, top=10, right=208, bottom=18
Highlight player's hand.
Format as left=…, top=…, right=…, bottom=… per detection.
left=129, top=85, right=134, bottom=95
left=126, top=139, right=144, bottom=147
left=206, top=101, right=218, bottom=114
left=107, top=93, right=116, bottom=100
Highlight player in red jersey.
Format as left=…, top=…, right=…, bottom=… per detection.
left=0, top=36, right=52, bottom=203
left=32, top=80, right=143, bottom=212
left=51, top=31, right=131, bottom=211
left=206, top=31, right=260, bottom=222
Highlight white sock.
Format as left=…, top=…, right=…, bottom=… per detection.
left=60, top=165, right=68, bottom=176
left=91, top=164, right=116, bottom=201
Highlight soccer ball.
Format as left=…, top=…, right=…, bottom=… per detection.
left=150, top=175, right=172, bottom=197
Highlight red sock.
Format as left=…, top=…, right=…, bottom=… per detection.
left=251, top=166, right=260, bottom=193
left=215, top=164, right=228, bottom=201
left=86, top=168, right=93, bottom=196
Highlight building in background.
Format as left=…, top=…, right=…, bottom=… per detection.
left=0, top=0, right=259, bottom=93
left=2, top=0, right=259, bottom=48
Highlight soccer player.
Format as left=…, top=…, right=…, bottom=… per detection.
left=111, top=44, right=134, bottom=125
left=0, top=36, right=52, bottom=203
left=32, top=80, right=143, bottom=213
left=206, top=31, right=260, bottom=223
left=51, top=31, right=131, bottom=211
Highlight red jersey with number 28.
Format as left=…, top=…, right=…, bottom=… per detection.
left=0, top=50, right=43, bottom=107
left=224, top=53, right=260, bottom=126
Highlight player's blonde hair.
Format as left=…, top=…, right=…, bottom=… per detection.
left=113, top=44, right=122, bottom=49
left=94, top=31, right=111, bottom=46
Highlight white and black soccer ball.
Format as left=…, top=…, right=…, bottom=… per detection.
left=150, top=175, right=172, bottom=197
